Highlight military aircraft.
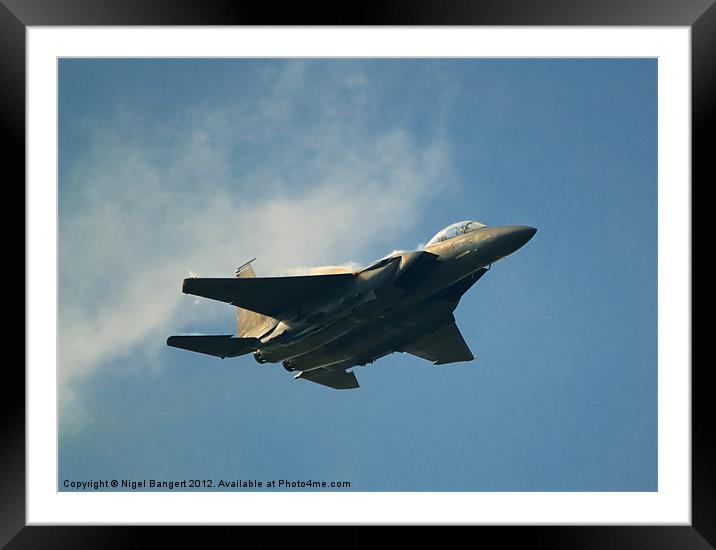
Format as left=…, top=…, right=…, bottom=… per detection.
left=167, top=221, right=536, bottom=389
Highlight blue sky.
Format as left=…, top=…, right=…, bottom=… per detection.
left=58, top=58, right=657, bottom=491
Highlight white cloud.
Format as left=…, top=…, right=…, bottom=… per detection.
left=59, top=61, right=454, bottom=428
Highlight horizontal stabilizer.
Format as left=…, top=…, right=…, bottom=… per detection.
left=294, top=368, right=360, bottom=390
left=183, top=274, right=355, bottom=317
left=400, top=315, right=474, bottom=365
left=166, top=335, right=259, bottom=359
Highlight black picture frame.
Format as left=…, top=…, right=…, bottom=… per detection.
left=7, top=1, right=707, bottom=547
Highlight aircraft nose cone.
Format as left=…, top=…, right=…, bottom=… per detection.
left=513, top=225, right=537, bottom=247
left=487, top=225, right=537, bottom=260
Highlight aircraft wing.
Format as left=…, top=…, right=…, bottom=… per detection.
left=182, top=273, right=355, bottom=317
left=294, top=368, right=360, bottom=390
left=400, top=315, right=475, bottom=365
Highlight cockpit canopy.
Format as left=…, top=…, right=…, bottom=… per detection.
left=426, top=220, right=487, bottom=246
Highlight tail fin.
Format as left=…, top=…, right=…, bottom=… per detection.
left=235, top=264, right=278, bottom=338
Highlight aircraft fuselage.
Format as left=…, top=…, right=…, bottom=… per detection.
left=254, top=225, right=536, bottom=372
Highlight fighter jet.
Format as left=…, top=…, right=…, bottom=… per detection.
left=167, top=221, right=536, bottom=389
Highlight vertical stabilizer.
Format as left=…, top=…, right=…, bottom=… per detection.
left=235, top=263, right=278, bottom=338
